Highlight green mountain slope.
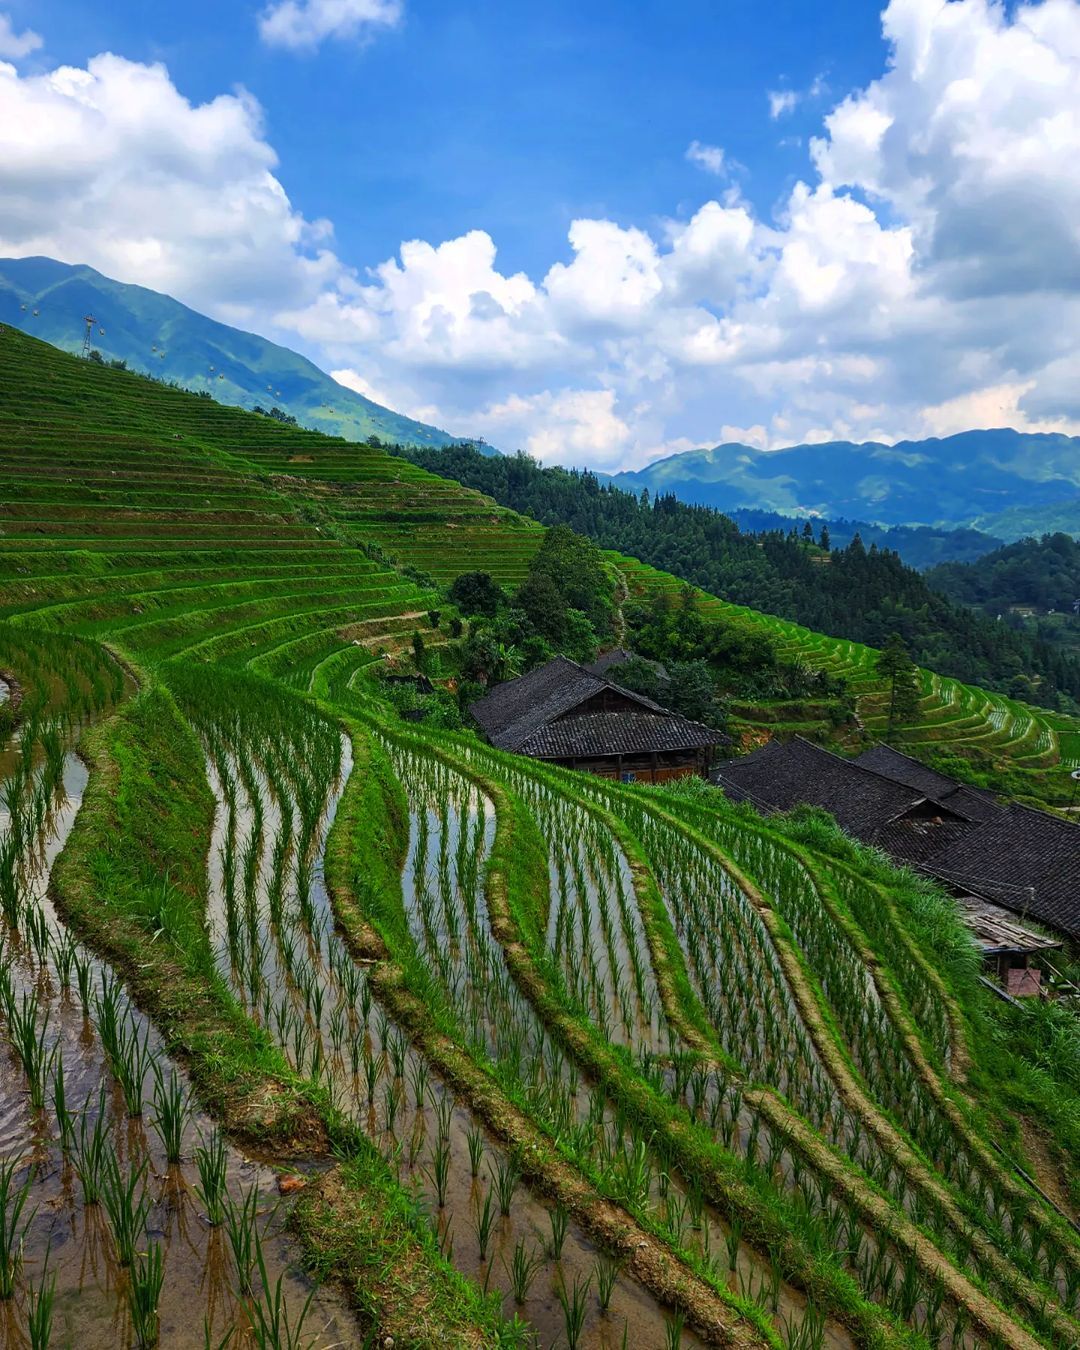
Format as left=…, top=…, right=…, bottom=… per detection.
left=612, top=432, right=1080, bottom=535
left=0, top=254, right=458, bottom=448
left=3, top=324, right=1077, bottom=806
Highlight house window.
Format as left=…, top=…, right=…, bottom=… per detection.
left=621, top=771, right=637, bottom=783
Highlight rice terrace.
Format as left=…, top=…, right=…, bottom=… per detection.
left=0, top=315, right=1075, bottom=1350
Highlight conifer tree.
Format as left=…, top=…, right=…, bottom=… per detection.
left=876, top=633, right=921, bottom=740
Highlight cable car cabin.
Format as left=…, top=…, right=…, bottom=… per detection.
left=470, top=656, right=724, bottom=783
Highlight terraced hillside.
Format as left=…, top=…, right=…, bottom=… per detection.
left=609, top=554, right=1080, bottom=804
left=1, top=326, right=1078, bottom=1349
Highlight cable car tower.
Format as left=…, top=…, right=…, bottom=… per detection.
left=81, top=314, right=97, bottom=359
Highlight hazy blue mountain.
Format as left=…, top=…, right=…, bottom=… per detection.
left=720, top=508, right=1002, bottom=570
left=971, top=496, right=1080, bottom=541
left=0, top=256, right=459, bottom=449
left=611, top=432, right=1080, bottom=538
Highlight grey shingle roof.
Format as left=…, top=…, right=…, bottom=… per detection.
left=714, top=737, right=939, bottom=840
left=854, top=744, right=1003, bottom=823
left=470, top=656, right=720, bottom=758
left=925, top=804, right=1080, bottom=940
left=717, top=737, right=1079, bottom=941
left=519, top=709, right=719, bottom=758
left=585, top=648, right=670, bottom=681
left=854, top=744, right=969, bottom=800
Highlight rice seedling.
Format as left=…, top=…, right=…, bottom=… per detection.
left=0, top=840, right=21, bottom=929
left=72, top=950, right=93, bottom=1013
left=73, top=1089, right=111, bottom=1206
left=151, top=1064, right=190, bottom=1164
left=595, top=1254, right=622, bottom=1313
left=243, top=1231, right=316, bottom=1350
left=664, top=1310, right=685, bottom=1349
left=52, top=1052, right=74, bottom=1153
left=547, top=1204, right=569, bottom=1260
left=504, top=1240, right=544, bottom=1305
left=433, top=1089, right=454, bottom=1144
left=223, top=1183, right=262, bottom=1296
left=101, top=1154, right=151, bottom=1267
left=25, top=1253, right=55, bottom=1350
left=22, top=903, right=50, bottom=968
left=555, top=1272, right=591, bottom=1350
left=7, top=992, right=56, bottom=1111
left=0, top=1159, right=33, bottom=1298
left=781, top=1303, right=826, bottom=1350
left=53, top=932, right=76, bottom=990
left=472, top=1187, right=496, bottom=1263
left=423, top=1137, right=452, bottom=1209
left=128, top=1241, right=165, bottom=1347
left=193, top=1128, right=229, bottom=1225
left=489, top=1155, right=519, bottom=1217
left=466, top=1125, right=484, bottom=1178
left=112, top=1018, right=153, bottom=1117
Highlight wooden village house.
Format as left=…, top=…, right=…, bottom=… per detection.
left=470, top=655, right=722, bottom=783
left=714, top=737, right=1076, bottom=994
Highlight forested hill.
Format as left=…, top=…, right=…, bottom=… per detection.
left=393, top=444, right=1080, bottom=710
left=928, top=533, right=1080, bottom=661
left=929, top=532, right=1080, bottom=612
left=0, top=255, right=458, bottom=449
left=722, top=508, right=1001, bottom=571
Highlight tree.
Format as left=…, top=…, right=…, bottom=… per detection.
left=819, top=524, right=830, bottom=551
left=411, top=631, right=427, bottom=671
left=515, top=572, right=568, bottom=645
left=528, top=525, right=612, bottom=633
left=876, top=634, right=921, bottom=740
left=802, top=520, right=814, bottom=542
left=448, top=571, right=504, bottom=617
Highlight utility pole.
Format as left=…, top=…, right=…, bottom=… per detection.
left=81, top=314, right=96, bottom=359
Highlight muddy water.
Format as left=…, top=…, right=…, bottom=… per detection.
left=388, top=743, right=862, bottom=1350
left=205, top=735, right=708, bottom=1348
left=0, top=738, right=353, bottom=1349
left=449, top=748, right=884, bottom=1350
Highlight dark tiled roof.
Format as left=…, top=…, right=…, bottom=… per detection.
left=714, top=737, right=935, bottom=841
left=470, top=656, right=718, bottom=758
left=855, top=745, right=967, bottom=800
left=471, top=657, right=611, bottom=750
left=716, top=737, right=1079, bottom=942
left=925, top=804, right=1080, bottom=940
left=875, top=817, right=975, bottom=865
left=585, top=648, right=670, bottom=680
left=520, top=709, right=721, bottom=759
left=943, top=786, right=1004, bottom=824
left=854, top=744, right=1003, bottom=824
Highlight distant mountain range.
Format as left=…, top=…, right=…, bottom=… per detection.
left=610, top=433, right=1080, bottom=541
left=0, top=256, right=458, bottom=449
left=6, top=256, right=1077, bottom=543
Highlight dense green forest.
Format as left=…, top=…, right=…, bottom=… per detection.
left=722, top=508, right=1001, bottom=570
left=929, top=533, right=1080, bottom=661
left=390, top=444, right=1080, bottom=710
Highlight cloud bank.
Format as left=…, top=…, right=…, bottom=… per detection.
left=3, top=0, right=1080, bottom=467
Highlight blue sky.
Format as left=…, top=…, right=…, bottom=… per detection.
left=25, top=1, right=881, bottom=277
left=3, top=0, right=1080, bottom=466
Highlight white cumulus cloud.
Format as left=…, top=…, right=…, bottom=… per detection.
left=768, top=89, right=799, bottom=119
left=258, top=0, right=402, bottom=51
left=6, top=0, right=1080, bottom=467
left=0, top=12, right=41, bottom=59
left=685, top=140, right=727, bottom=175
left=0, top=53, right=345, bottom=323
